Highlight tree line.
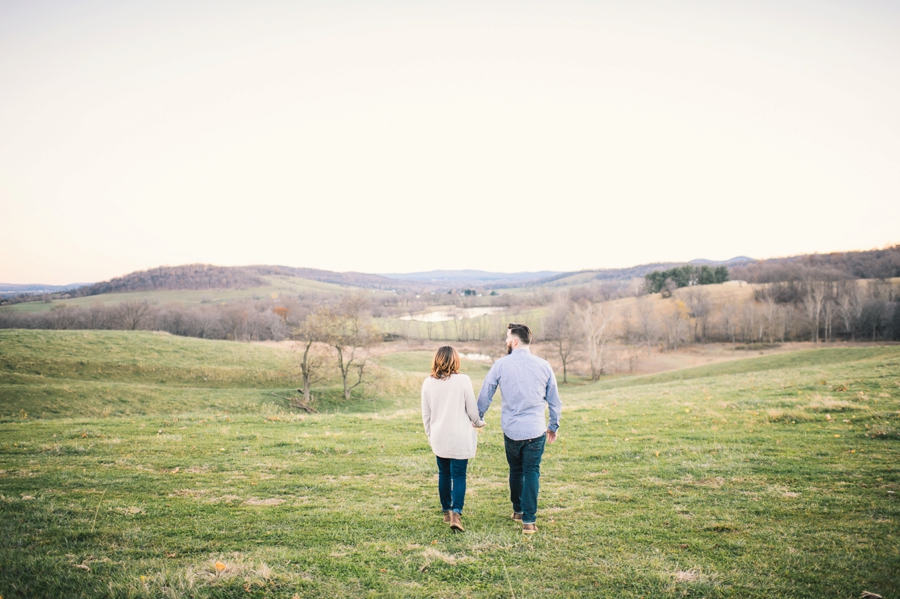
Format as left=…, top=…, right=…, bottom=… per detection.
left=644, top=265, right=729, bottom=295
left=0, top=300, right=291, bottom=341
left=537, top=278, right=900, bottom=382
left=731, top=245, right=900, bottom=283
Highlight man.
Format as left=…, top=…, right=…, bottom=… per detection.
left=477, top=323, right=561, bottom=534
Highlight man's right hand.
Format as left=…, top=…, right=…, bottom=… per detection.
left=546, top=430, right=557, bottom=444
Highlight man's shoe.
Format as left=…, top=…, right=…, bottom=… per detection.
left=522, top=523, right=538, bottom=534
left=450, top=512, right=465, bottom=532
left=443, top=511, right=451, bottom=523
left=511, top=512, right=523, bottom=522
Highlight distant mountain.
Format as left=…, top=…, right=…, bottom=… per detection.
left=7, top=248, right=894, bottom=305
left=66, top=264, right=409, bottom=297
left=0, top=282, right=91, bottom=297
left=381, top=270, right=562, bottom=286
left=730, top=246, right=900, bottom=282
left=71, top=265, right=265, bottom=297
left=251, top=265, right=409, bottom=290
left=688, top=257, right=754, bottom=266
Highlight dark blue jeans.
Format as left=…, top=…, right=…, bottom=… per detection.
left=504, top=433, right=546, bottom=524
left=436, top=456, right=468, bottom=514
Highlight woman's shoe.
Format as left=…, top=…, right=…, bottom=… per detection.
left=450, top=512, right=465, bottom=532
left=443, top=511, right=451, bottom=523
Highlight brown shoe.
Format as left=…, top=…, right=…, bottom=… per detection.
left=511, top=512, right=523, bottom=522
left=450, top=512, right=465, bottom=532
left=522, top=523, right=538, bottom=534
left=443, top=511, right=451, bottom=523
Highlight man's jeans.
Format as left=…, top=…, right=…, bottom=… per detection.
left=504, top=433, right=546, bottom=524
left=436, top=456, right=468, bottom=514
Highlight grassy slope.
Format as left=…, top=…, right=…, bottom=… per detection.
left=4, top=275, right=384, bottom=313
left=0, top=332, right=898, bottom=598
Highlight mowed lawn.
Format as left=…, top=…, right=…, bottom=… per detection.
left=0, top=331, right=898, bottom=598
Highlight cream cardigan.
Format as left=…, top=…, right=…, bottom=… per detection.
left=421, top=373, right=485, bottom=459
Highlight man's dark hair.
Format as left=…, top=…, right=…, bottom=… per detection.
left=507, top=322, right=532, bottom=344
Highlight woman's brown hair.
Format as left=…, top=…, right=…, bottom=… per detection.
left=431, top=346, right=460, bottom=380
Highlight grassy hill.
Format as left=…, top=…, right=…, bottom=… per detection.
left=4, top=274, right=388, bottom=313
left=0, top=332, right=898, bottom=597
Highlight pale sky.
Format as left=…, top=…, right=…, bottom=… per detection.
left=1, top=0, right=898, bottom=284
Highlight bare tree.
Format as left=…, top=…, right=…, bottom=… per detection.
left=720, top=300, right=737, bottom=343
left=634, top=298, right=661, bottom=352
left=223, top=306, right=249, bottom=341
left=314, top=295, right=378, bottom=400
left=759, top=294, right=779, bottom=343
left=684, top=288, right=711, bottom=342
left=291, top=307, right=330, bottom=405
left=860, top=299, right=893, bottom=340
left=574, top=301, right=616, bottom=381
left=543, top=296, right=581, bottom=383
left=836, top=281, right=862, bottom=339
left=802, top=281, right=827, bottom=343
left=822, top=289, right=835, bottom=342
left=49, top=305, right=75, bottom=329
left=118, top=300, right=154, bottom=330
left=663, top=300, right=691, bottom=350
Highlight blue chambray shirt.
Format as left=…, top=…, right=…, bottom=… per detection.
left=477, top=348, right=561, bottom=441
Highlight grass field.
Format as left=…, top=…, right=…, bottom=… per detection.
left=4, top=275, right=384, bottom=313
left=1, top=331, right=898, bottom=598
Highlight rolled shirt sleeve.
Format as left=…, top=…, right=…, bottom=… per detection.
left=544, top=364, right=561, bottom=433
left=476, top=364, right=500, bottom=419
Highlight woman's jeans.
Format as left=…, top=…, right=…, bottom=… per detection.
left=436, top=456, right=468, bottom=514
left=504, top=433, right=546, bottom=524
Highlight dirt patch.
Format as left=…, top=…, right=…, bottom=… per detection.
left=244, top=497, right=285, bottom=506
left=673, top=569, right=700, bottom=582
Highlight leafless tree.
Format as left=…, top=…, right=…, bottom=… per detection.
left=543, top=296, right=581, bottom=383
left=634, top=298, right=661, bottom=352
left=49, top=305, right=75, bottom=329
left=574, top=301, right=616, bottom=381
left=836, top=281, right=862, bottom=339
left=313, top=295, right=378, bottom=400
left=802, top=281, right=827, bottom=342
left=291, top=312, right=330, bottom=405
left=117, top=300, right=154, bottom=330
left=663, top=300, right=690, bottom=350
left=860, top=299, right=893, bottom=340
left=822, top=291, right=835, bottom=342
left=720, top=300, right=737, bottom=343
left=759, top=294, right=779, bottom=343
left=684, top=288, right=712, bottom=342
left=223, top=306, right=249, bottom=341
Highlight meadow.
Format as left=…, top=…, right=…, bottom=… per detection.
left=4, top=275, right=376, bottom=313
left=0, top=330, right=898, bottom=598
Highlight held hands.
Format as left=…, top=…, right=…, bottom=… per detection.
left=546, top=429, right=557, bottom=444
left=472, top=420, right=486, bottom=428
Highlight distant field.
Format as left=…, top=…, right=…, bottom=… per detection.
left=4, top=275, right=383, bottom=313
left=1, top=331, right=898, bottom=598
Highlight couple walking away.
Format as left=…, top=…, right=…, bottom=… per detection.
left=420, top=323, right=562, bottom=534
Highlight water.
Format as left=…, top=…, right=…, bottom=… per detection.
left=399, top=306, right=504, bottom=323
left=459, top=352, right=493, bottom=362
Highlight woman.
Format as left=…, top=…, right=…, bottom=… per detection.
left=421, top=345, right=485, bottom=532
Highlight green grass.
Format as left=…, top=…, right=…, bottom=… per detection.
left=1, top=331, right=899, bottom=598
left=0, top=332, right=488, bottom=419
